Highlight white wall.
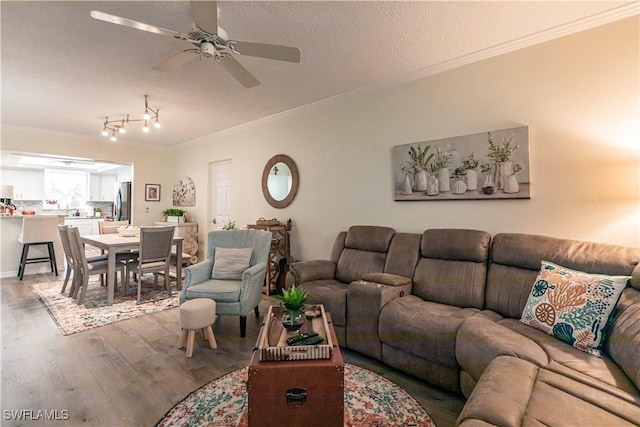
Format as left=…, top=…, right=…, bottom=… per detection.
left=171, top=17, right=640, bottom=261
left=0, top=126, right=172, bottom=226
left=3, top=18, right=637, bottom=263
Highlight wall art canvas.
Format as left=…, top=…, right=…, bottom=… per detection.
left=393, top=126, right=530, bottom=201
left=173, top=176, right=196, bottom=206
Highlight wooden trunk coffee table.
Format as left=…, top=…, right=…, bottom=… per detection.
left=247, top=307, right=344, bottom=427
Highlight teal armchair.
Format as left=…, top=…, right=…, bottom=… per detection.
left=180, top=229, right=272, bottom=337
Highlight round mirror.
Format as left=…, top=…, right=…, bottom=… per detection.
left=262, top=154, right=299, bottom=208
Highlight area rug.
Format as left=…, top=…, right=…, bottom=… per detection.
left=156, top=364, right=435, bottom=427
left=30, top=277, right=179, bottom=336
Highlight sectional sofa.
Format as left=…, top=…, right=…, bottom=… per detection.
left=287, top=226, right=640, bottom=426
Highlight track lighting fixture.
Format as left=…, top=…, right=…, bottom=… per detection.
left=100, top=95, right=160, bottom=142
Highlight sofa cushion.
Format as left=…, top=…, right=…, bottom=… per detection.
left=211, top=247, right=252, bottom=279
left=605, top=287, right=640, bottom=390
left=520, top=260, right=629, bottom=357
left=379, top=295, right=479, bottom=367
left=456, top=313, right=549, bottom=383
left=334, top=226, right=395, bottom=284
left=486, top=233, right=640, bottom=319
left=458, top=356, right=640, bottom=427
left=498, top=318, right=639, bottom=395
left=384, top=232, right=421, bottom=278
left=344, top=225, right=395, bottom=253
left=412, top=229, right=490, bottom=308
left=298, top=279, right=348, bottom=327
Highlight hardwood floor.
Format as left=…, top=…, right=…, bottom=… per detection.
left=1, top=273, right=465, bottom=427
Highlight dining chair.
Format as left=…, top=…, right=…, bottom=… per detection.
left=17, top=215, right=60, bottom=280
left=97, top=220, right=130, bottom=235
left=180, top=229, right=272, bottom=337
left=57, top=225, right=107, bottom=296
left=67, top=226, right=124, bottom=305
left=125, top=226, right=175, bottom=304
left=97, top=219, right=139, bottom=283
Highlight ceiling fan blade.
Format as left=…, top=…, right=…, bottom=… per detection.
left=231, top=41, right=301, bottom=63
left=189, top=0, right=218, bottom=34
left=153, top=50, right=197, bottom=72
left=218, top=56, right=260, bottom=88
left=90, top=10, right=187, bottom=39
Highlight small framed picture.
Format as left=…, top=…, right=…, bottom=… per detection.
left=145, top=184, right=161, bottom=202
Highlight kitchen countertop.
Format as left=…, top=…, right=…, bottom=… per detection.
left=0, top=214, right=66, bottom=219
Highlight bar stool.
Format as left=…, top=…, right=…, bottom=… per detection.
left=17, top=216, right=60, bottom=280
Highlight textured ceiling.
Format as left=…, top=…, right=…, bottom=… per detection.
left=1, top=1, right=637, bottom=148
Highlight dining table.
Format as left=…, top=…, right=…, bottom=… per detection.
left=81, top=233, right=184, bottom=306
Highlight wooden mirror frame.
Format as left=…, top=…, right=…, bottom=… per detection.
left=262, top=154, right=299, bottom=209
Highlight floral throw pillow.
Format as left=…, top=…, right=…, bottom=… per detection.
left=520, top=260, right=629, bottom=357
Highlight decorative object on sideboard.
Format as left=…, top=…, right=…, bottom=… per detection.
left=393, top=126, right=530, bottom=201
left=100, top=95, right=161, bottom=142
left=173, top=176, right=196, bottom=206
left=262, top=155, right=299, bottom=209
left=163, top=208, right=186, bottom=223
left=145, top=184, right=161, bottom=202
left=247, top=218, right=292, bottom=295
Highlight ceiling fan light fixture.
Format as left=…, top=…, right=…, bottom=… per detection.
left=100, top=95, right=161, bottom=141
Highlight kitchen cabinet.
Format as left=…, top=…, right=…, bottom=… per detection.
left=64, top=218, right=94, bottom=235
left=0, top=169, right=44, bottom=200
left=89, top=174, right=116, bottom=201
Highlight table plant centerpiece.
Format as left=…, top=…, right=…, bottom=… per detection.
left=274, top=284, right=312, bottom=333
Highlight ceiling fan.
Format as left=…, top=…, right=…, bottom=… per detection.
left=90, top=1, right=301, bottom=88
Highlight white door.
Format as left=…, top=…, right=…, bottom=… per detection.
left=209, top=160, right=232, bottom=232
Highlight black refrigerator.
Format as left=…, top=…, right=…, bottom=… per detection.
left=113, top=181, right=132, bottom=223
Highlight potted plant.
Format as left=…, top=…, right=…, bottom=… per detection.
left=163, top=208, right=186, bottom=223
left=451, top=166, right=468, bottom=194
left=222, top=219, right=237, bottom=230
left=433, top=145, right=455, bottom=192
left=486, top=132, right=518, bottom=189
left=94, top=207, right=102, bottom=217
left=461, top=154, right=480, bottom=191
left=274, top=284, right=312, bottom=333
left=406, top=144, right=433, bottom=191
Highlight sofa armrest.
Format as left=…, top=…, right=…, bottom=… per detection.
left=288, top=260, right=337, bottom=285
left=346, top=279, right=412, bottom=360
left=362, top=272, right=411, bottom=287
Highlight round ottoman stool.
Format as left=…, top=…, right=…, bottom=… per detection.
left=178, top=298, right=217, bottom=358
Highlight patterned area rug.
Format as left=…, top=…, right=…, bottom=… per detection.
left=157, top=364, right=435, bottom=427
left=30, top=277, right=179, bottom=335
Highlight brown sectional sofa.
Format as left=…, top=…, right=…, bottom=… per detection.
left=287, top=226, right=640, bottom=426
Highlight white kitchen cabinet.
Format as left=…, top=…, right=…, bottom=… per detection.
left=89, top=174, right=116, bottom=201
left=0, top=169, right=44, bottom=200
left=64, top=218, right=93, bottom=235
left=101, top=175, right=116, bottom=201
